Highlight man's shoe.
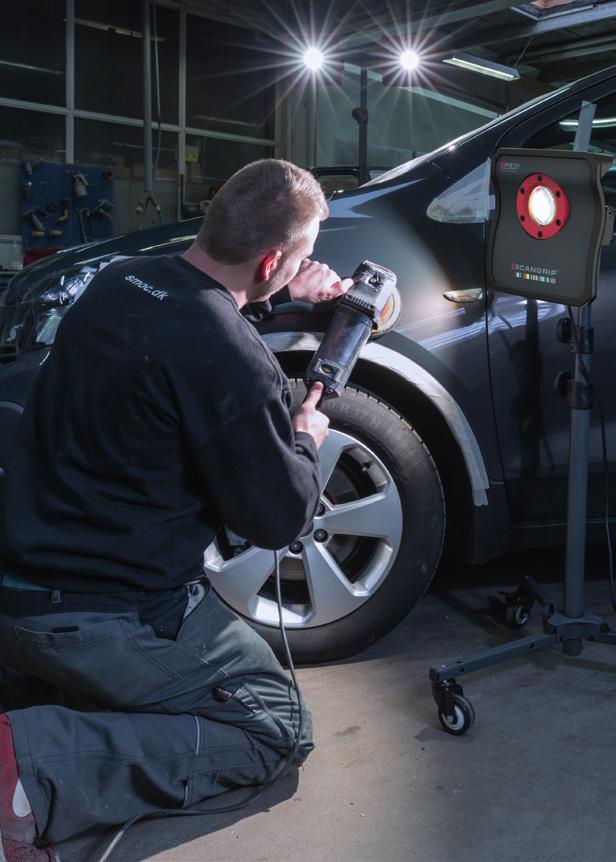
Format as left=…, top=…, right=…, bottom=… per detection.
left=0, top=835, right=60, bottom=861
left=0, top=716, right=59, bottom=862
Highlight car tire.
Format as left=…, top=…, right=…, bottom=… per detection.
left=208, top=380, right=445, bottom=663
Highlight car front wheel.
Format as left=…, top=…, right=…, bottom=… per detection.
left=204, top=381, right=446, bottom=663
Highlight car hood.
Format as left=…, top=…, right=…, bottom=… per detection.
left=3, top=219, right=204, bottom=305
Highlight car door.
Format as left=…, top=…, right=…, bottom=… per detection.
left=487, top=80, right=616, bottom=527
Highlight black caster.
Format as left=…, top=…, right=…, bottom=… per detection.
left=504, top=601, right=530, bottom=628
left=431, top=679, right=476, bottom=736
left=437, top=694, right=476, bottom=735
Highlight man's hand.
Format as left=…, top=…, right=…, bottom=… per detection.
left=288, top=259, right=354, bottom=304
left=292, top=382, right=330, bottom=449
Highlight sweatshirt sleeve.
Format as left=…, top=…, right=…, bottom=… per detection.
left=241, top=286, right=293, bottom=324
left=189, top=395, right=321, bottom=550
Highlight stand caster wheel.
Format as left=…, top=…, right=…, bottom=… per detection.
left=437, top=694, right=476, bottom=736
left=505, top=602, right=529, bottom=628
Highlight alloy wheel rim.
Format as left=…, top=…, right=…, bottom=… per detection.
left=204, top=428, right=404, bottom=628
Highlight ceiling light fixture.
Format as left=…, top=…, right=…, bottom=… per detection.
left=399, top=49, right=421, bottom=71
left=303, top=46, right=325, bottom=72
left=443, top=52, right=520, bottom=81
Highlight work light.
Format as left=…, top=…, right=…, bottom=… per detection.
left=487, top=148, right=613, bottom=306
left=399, top=49, right=420, bottom=71
left=303, top=47, right=324, bottom=71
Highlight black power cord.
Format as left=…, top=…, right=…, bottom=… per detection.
left=96, top=551, right=305, bottom=862
left=566, top=305, right=616, bottom=611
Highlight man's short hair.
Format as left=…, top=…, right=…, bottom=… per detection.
left=196, top=159, right=329, bottom=264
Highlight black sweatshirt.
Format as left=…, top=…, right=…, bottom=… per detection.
left=0, top=255, right=320, bottom=593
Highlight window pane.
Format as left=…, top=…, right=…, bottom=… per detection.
left=75, top=118, right=178, bottom=233
left=152, top=5, right=179, bottom=124
left=0, top=108, right=65, bottom=162
left=76, top=0, right=143, bottom=118
left=76, top=118, right=177, bottom=170
left=186, top=17, right=275, bottom=138
left=0, top=1, right=66, bottom=105
left=76, top=0, right=178, bottom=122
left=184, top=135, right=273, bottom=209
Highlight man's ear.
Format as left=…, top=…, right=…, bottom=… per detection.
left=258, top=249, right=283, bottom=282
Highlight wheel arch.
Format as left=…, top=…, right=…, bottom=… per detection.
left=262, top=332, right=490, bottom=561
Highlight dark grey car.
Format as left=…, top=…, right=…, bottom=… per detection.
left=2, top=66, right=616, bottom=662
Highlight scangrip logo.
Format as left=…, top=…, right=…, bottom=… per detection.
left=511, top=261, right=558, bottom=285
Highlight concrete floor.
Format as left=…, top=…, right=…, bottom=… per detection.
left=59, top=545, right=616, bottom=862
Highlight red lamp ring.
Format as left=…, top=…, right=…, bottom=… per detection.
left=516, top=173, right=570, bottom=240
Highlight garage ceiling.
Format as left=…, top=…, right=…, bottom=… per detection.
left=175, top=0, right=616, bottom=108
left=325, top=0, right=616, bottom=87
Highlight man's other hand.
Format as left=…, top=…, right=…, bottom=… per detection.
left=288, top=259, right=354, bottom=304
left=292, top=382, right=330, bottom=449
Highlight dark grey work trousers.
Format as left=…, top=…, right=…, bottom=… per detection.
left=0, top=580, right=313, bottom=844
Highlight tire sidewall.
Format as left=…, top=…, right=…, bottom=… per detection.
left=225, top=381, right=446, bottom=663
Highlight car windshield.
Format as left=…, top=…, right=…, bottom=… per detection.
left=364, top=74, right=610, bottom=188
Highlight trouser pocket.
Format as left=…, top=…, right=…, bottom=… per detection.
left=9, top=610, right=195, bottom=708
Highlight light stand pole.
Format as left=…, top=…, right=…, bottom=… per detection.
left=352, top=56, right=369, bottom=186
left=562, top=304, right=593, bottom=654
left=308, top=74, right=318, bottom=169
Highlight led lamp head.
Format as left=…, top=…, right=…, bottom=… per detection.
left=528, top=186, right=557, bottom=226
left=516, top=173, right=570, bottom=240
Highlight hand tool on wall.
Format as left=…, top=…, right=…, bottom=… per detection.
left=72, top=172, right=90, bottom=199
left=56, top=199, right=70, bottom=224
left=89, top=198, right=114, bottom=221
left=22, top=207, right=48, bottom=238
left=21, top=160, right=41, bottom=200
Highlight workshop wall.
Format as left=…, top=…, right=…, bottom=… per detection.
left=0, top=0, right=278, bottom=268
left=0, top=105, right=66, bottom=239
left=0, top=165, right=22, bottom=236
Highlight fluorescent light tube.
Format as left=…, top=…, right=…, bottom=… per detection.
left=443, top=52, right=520, bottom=81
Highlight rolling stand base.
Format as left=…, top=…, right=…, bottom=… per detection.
left=428, top=296, right=614, bottom=735
left=429, top=576, right=616, bottom=735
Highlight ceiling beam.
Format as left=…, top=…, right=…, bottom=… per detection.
left=518, top=33, right=616, bottom=63
left=459, top=1, right=616, bottom=50
left=342, top=0, right=516, bottom=39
